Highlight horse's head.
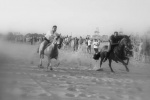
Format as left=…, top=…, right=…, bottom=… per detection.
left=119, top=35, right=131, bottom=48
left=119, top=35, right=133, bottom=56
left=125, top=35, right=133, bottom=50
left=54, top=34, right=63, bottom=49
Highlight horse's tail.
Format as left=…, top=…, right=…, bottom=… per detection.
left=93, top=52, right=101, bottom=60
left=99, top=45, right=109, bottom=62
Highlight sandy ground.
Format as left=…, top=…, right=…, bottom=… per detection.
left=0, top=39, right=150, bottom=100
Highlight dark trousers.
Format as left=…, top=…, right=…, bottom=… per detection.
left=94, top=48, right=98, bottom=54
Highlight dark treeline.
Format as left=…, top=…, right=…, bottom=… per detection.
left=4, top=32, right=45, bottom=45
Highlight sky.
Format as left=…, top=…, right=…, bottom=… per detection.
left=0, top=0, right=150, bottom=36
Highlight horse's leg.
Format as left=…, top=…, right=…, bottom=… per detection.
left=38, top=58, right=42, bottom=68
left=56, top=58, right=60, bottom=67
left=119, top=57, right=129, bottom=71
left=115, top=55, right=129, bottom=72
left=100, top=59, right=103, bottom=69
left=100, top=53, right=104, bottom=69
left=97, top=57, right=103, bottom=71
left=39, top=55, right=44, bottom=68
left=126, top=57, right=129, bottom=65
left=108, top=58, right=114, bottom=72
left=47, top=57, right=52, bottom=71
left=123, top=56, right=130, bottom=72
left=47, top=58, right=50, bottom=71
left=121, top=61, right=129, bottom=72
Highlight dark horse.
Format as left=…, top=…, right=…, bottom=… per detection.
left=94, top=35, right=132, bottom=72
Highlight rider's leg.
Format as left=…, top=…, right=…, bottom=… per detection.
left=41, top=40, right=49, bottom=55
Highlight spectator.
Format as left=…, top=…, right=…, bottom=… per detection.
left=93, top=39, right=99, bottom=54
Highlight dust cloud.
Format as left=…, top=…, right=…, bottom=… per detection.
left=0, top=39, right=37, bottom=65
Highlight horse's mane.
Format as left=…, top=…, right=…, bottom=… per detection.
left=119, top=38, right=127, bottom=46
left=113, top=36, right=127, bottom=59
left=118, top=35, right=130, bottom=43
left=117, top=35, right=128, bottom=40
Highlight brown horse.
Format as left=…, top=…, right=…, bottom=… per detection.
left=94, top=35, right=132, bottom=72
left=38, top=34, right=63, bottom=70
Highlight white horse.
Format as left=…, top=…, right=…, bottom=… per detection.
left=38, top=35, right=62, bottom=70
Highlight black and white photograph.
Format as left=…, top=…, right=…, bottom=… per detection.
left=0, top=0, right=150, bottom=100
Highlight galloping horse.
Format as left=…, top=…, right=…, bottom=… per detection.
left=94, top=35, right=131, bottom=72
left=38, top=34, right=62, bottom=70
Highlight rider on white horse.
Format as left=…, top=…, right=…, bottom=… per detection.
left=38, top=25, right=58, bottom=56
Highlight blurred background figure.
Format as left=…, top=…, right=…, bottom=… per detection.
left=78, top=36, right=83, bottom=50
left=73, top=37, right=79, bottom=52
left=87, top=37, right=92, bottom=54
left=93, top=39, right=100, bottom=54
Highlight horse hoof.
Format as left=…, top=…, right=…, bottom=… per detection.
left=126, top=69, right=129, bottom=72
left=38, top=65, right=44, bottom=68
left=38, top=65, right=41, bottom=68
left=50, top=68, right=53, bottom=70
left=111, top=71, right=115, bottom=73
left=40, top=66, right=44, bottom=69
left=96, top=68, right=103, bottom=71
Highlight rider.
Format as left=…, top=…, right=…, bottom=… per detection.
left=38, top=25, right=58, bottom=55
left=103, top=31, right=120, bottom=62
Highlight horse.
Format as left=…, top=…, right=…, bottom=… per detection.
left=94, top=35, right=132, bottom=72
left=38, top=34, right=63, bottom=70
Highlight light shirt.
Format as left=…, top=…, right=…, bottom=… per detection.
left=93, top=41, right=99, bottom=48
left=45, top=31, right=52, bottom=40
left=88, top=40, right=91, bottom=46
left=65, top=37, right=69, bottom=42
left=45, top=30, right=57, bottom=41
